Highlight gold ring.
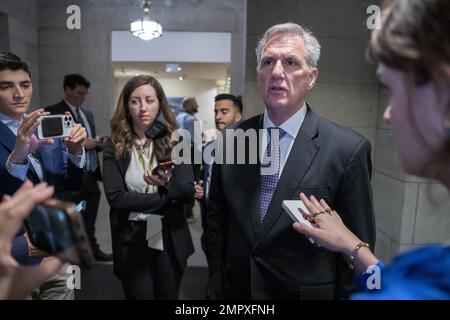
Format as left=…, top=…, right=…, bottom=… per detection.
left=312, top=210, right=326, bottom=218
left=302, top=213, right=316, bottom=224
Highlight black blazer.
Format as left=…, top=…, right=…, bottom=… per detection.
left=102, top=139, right=195, bottom=278
left=45, top=100, right=102, bottom=180
left=206, top=106, right=375, bottom=300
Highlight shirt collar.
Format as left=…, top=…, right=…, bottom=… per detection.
left=0, top=112, right=21, bottom=135
left=263, top=103, right=307, bottom=139
left=65, top=100, right=81, bottom=115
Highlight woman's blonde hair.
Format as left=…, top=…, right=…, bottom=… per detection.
left=110, top=75, right=177, bottom=160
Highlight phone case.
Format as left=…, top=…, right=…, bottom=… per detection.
left=25, top=199, right=95, bottom=268
left=151, top=161, right=175, bottom=175
left=282, top=200, right=315, bottom=244
left=36, top=115, right=73, bottom=140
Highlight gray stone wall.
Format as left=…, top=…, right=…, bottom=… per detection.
left=245, top=0, right=378, bottom=152
left=36, top=0, right=246, bottom=264
left=245, top=0, right=450, bottom=264
left=373, top=89, right=450, bottom=262
left=38, top=0, right=246, bottom=137
left=0, top=0, right=40, bottom=107
left=2, top=0, right=447, bottom=268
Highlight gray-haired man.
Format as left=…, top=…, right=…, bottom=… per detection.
left=205, top=23, right=375, bottom=299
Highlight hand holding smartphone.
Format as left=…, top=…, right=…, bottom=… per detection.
left=282, top=200, right=316, bottom=244
left=24, top=199, right=95, bottom=267
left=36, top=115, right=73, bottom=140
left=151, top=160, right=175, bottom=176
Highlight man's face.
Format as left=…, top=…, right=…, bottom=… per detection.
left=65, top=84, right=89, bottom=107
left=257, top=34, right=317, bottom=114
left=214, top=99, right=241, bottom=130
left=188, top=99, right=199, bottom=114
left=0, top=69, right=32, bottom=120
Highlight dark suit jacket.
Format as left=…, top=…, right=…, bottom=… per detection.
left=206, top=106, right=375, bottom=300
left=0, top=120, right=84, bottom=264
left=45, top=100, right=102, bottom=181
left=102, top=139, right=195, bottom=278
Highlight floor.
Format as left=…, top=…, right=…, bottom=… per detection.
left=77, top=183, right=209, bottom=299
left=75, top=263, right=209, bottom=300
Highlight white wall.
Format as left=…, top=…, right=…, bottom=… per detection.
left=0, top=1, right=40, bottom=107
left=112, top=31, right=231, bottom=63
left=115, top=77, right=218, bottom=132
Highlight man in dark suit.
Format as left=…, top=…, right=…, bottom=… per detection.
left=0, top=51, right=87, bottom=299
left=45, top=74, right=112, bottom=261
left=205, top=23, right=375, bottom=300
left=194, top=93, right=242, bottom=261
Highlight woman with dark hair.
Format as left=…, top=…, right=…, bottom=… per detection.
left=293, top=0, right=450, bottom=299
left=103, top=75, right=194, bottom=299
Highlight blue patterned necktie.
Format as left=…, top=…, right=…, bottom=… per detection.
left=260, top=127, right=286, bottom=223
left=75, top=108, right=97, bottom=172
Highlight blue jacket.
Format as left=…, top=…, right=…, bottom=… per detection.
left=353, top=245, right=450, bottom=299
left=0, top=121, right=84, bottom=264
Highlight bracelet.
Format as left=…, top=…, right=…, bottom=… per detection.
left=349, top=242, right=369, bottom=262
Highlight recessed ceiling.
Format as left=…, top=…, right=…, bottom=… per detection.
left=113, top=62, right=229, bottom=81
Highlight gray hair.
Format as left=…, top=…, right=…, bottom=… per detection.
left=256, top=22, right=321, bottom=70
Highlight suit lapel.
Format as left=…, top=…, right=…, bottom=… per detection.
left=81, top=107, right=96, bottom=137
left=232, top=116, right=262, bottom=241
left=117, top=156, right=130, bottom=180
left=244, top=116, right=263, bottom=238
left=55, top=101, right=72, bottom=116
left=0, top=121, right=16, bottom=151
left=255, top=107, right=320, bottom=246
left=0, top=121, right=41, bottom=183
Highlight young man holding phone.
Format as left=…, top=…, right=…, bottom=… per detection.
left=0, top=51, right=87, bottom=299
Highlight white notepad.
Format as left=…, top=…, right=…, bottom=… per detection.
left=282, top=200, right=316, bottom=244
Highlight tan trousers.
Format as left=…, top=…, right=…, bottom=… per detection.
left=31, top=263, right=75, bottom=300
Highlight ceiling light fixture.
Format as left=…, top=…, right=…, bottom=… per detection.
left=165, top=63, right=182, bottom=73
left=130, top=0, right=162, bottom=41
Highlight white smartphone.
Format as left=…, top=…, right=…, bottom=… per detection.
left=282, top=200, right=316, bottom=244
left=36, top=115, right=73, bottom=139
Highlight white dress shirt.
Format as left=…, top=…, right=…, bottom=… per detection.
left=260, top=104, right=307, bottom=177
left=125, top=141, right=164, bottom=251
left=1, top=112, right=86, bottom=182
left=66, top=101, right=93, bottom=138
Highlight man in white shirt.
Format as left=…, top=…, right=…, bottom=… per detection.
left=206, top=23, right=375, bottom=300
left=0, top=51, right=87, bottom=299
left=45, top=74, right=112, bottom=262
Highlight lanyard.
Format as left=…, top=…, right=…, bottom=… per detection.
left=134, top=141, right=154, bottom=193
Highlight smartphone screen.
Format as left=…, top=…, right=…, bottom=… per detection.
left=41, top=117, right=63, bottom=137
left=25, top=205, right=76, bottom=254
